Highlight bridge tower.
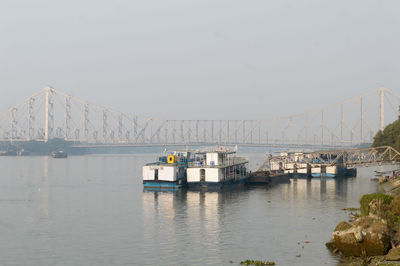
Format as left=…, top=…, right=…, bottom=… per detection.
left=379, top=86, right=385, bottom=132
left=44, top=86, right=54, bottom=142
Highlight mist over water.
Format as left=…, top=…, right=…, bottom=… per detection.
left=0, top=152, right=396, bottom=265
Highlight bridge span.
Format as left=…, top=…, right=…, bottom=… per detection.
left=70, top=142, right=353, bottom=150
left=0, top=86, right=399, bottom=147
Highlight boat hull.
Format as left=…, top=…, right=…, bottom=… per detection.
left=52, top=153, right=67, bottom=158
left=311, top=173, right=336, bottom=178
left=288, top=167, right=357, bottom=178
left=289, top=173, right=309, bottom=178
left=247, top=171, right=290, bottom=185
left=143, top=180, right=185, bottom=189
left=187, top=178, right=247, bottom=190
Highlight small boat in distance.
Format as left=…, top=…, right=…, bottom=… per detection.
left=51, top=150, right=68, bottom=158
left=142, top=151, right=194, bottom=189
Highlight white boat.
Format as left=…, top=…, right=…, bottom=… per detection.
left=142, top=151, right=194, bottom=189
left=51, top=150, right=68, bottom=158
left=186, top=148, right=249, bottom=189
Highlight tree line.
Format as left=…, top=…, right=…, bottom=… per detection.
left=373, top=109, right=400, bottom=151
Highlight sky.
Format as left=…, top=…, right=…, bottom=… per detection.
left=1, top=0, right=399, bottom=120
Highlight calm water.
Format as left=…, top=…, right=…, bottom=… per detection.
left=0, top=152, right=396, bottom=266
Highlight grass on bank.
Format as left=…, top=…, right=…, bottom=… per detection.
left=359, top=193, right=400, bottom=230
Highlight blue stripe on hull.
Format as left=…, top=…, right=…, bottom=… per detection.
left=143, top=181, right=185, bottom=189
left=311, top=173, right=336, bottom=178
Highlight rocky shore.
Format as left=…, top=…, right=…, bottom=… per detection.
left=326, top=172, right=400, bottom=265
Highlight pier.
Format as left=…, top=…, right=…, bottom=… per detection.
left=258, top=146, right=400, bottom=177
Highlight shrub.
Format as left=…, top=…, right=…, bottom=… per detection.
left=386, top=195, right=400, bottom=230
left=359, top=193, right=393, bottom=216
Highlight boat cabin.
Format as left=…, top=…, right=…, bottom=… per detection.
left=142, top=151, right=193, bottom=183
left=187, top=150, right=248, bottom=184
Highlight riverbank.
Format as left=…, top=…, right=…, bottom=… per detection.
left=326, top=170, right=400, bottom=265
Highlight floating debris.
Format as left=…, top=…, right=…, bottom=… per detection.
left=341, top=207, right=359, bottom=211
left=240, top=259, right=276, bottom=265
left=304, top=241, right=311, bottom=244
left=296, top=254, right=301, bottom=258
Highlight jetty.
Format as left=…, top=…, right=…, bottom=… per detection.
left=258, top=146, right=400, bottom=178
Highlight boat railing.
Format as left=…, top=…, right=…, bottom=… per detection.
left=188, top=157, right=248, bottom=167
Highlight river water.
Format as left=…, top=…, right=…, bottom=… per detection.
left=0, top=151, right=397, bottom=266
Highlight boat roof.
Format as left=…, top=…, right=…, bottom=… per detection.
left=145, top=162, right=182, bottom=166
left=196, top=150, right=236, bottom=155
left=163, top=150, right=198, bottom=155
left=195, top=147, right=236, bottom=155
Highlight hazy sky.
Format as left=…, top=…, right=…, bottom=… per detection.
left=1, top=0, right=399, bottom=120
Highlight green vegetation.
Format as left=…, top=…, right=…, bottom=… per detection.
left=358, top=193, right=400, bottom=230
left=359, top=193, right=393, bottom=216
left=385, top=195, right=400, bottom=230
left=372, top=112, right=400, bottom=151
left=240, top=260, right=276, bottom=266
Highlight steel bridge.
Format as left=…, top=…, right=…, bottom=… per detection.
left=259, top=146, right=400, bottom=172
left=0, top=86, right=399, bottom=147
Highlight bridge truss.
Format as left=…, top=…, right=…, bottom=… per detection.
left=0, top=86, right=399, bottom=146
left=261, top=146, right=400, bottom=172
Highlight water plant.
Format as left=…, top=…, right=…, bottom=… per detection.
left=341, top=207, right=360, bottom=211
left=240, top=259, right=276, bottom=265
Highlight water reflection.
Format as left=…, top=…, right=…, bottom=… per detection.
left=279, top=177, right=354, bottom=204
left=141, top=188, right=247, bottom=264
left=142, top=178, right=354, bottom=218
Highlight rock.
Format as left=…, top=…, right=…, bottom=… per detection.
left=391, top=231, right=400, bottom=248
left=368, top=199, right=384, bottom=218
left=379, top=176, right=388, bottom=184
left=330, top=216, right=391, bottom=256
left=334, top=221, right=352, bottom=232
left=354, top=230, right=365, bottom=242
left=386, top=248, right=400, bottom=261
left=325, top=240, right=335, bottom=250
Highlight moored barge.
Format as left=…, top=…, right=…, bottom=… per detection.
left=186, top=148, right=249, bottom=189
left=142, top=151, right=193, bottom=189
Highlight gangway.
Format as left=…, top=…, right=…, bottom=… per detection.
left=258, top=146, right=400, bottom=172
